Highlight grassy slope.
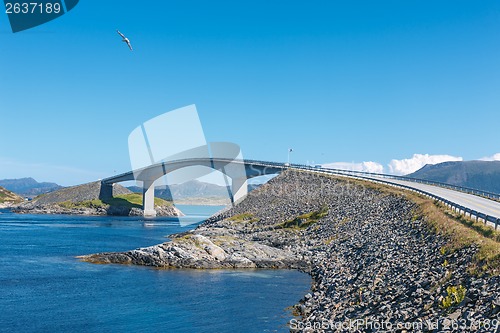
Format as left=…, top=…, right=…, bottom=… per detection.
left=0, top=186, right=23, bottom=204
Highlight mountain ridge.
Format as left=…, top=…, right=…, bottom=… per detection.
left=0, top=177, right=62, bottom=197
left=407, top=160, right=500, bottom=194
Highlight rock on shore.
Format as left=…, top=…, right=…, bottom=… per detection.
left=82, top=233, right=302, bottom=269
left=13, top=202, right=182, bottom=217
left=80, top=170, right=500, bottom=332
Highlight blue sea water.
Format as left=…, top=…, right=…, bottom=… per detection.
left=0, top=207, right=311, bottom=333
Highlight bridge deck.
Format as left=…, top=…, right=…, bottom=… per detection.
left=102, top=159, right=500, bottom=224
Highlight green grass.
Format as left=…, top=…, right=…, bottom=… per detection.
left=58, top=199, right=107, bottom=209
left=277, top=206, right=329, bottom=229
left=443, top=209, right=500, bottom=243
left=109, top=193, right=170, bottom=207
left=173, top=234, right=194, bottom=244
left=440, top=285, right=466, bottom=309
left=228, top=212, right=259, bottom=224
left=33, top=193, right=46, bottom=200
left=324, top=236, right=337, bottom=245
left=212, top=235, right=238, bottom=246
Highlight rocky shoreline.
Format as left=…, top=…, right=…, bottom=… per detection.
left=12, top=203, right=183, bottom=217
left=80, top=171, right=500, bottom=332
left=0, top=202, right=18, bottom=209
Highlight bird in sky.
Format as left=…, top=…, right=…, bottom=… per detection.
left=116, top=30, right=133, bottom=51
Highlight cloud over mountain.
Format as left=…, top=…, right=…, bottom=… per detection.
left=322, top=161, right=384, bottom=174
left=480, top=153, right=500, bottom=161
left=388, top=154, right=463, bottom=175
left=322, top=153, right=471, bottom=176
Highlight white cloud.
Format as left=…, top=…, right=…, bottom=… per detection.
left=479, top=153, right=500, bottom=161
left=388, top=154, right=463, bottom=176
left=322, top=161, right=385, bottom=174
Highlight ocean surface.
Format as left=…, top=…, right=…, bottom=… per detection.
left=0, top=206, right=311, bottom=333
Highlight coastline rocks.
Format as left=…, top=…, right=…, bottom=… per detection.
left=81, top=231, right=302, bottom=269
left=0, top=202, right=18, bottom=209
left=13, top=204, right=108, bottom=215
left=80, top=170, right=500, bottom=332
left=13, top=203, right=183, bottom=217
left=155, top=205, right=184, bottom=217
left=79, top=232, right=301, bottom=269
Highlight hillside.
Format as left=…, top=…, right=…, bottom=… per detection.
left=0, top=186, right=24, bottom=206
left=407, top=160, right=500, bottom=193
left=15, top=181, right=181, bottom=216
left=31, top=181, right=130, bottom=205
left=0, top=177, right=62, bottom=197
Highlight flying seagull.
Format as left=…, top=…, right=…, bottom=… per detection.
left=117, top=30, right=133, bottom=51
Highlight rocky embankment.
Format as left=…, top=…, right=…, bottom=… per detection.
left=14, top=181, right=182, bottom=217
left=80, top=171, right=500, bottom=332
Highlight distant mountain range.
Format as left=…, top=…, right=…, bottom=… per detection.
left=407, top=160, right=500, bottom=194
left=0, top=178, right=63, bottom=198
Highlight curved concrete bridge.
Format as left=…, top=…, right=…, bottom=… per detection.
left=101, top=159, right=500, bottom=228
left=100, top=158, right=286, bottom=216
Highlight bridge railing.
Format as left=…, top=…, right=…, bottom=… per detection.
left=104, top=157, right=500, bottom=201
left=102, top=157, right=500, bottom=228
left=282, top=162, right=500, bottom=201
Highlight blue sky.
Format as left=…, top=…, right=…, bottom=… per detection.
left=1, top=1, right=499, bottom=185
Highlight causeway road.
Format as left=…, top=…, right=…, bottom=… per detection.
left=366, top=175, right=500, bottom=223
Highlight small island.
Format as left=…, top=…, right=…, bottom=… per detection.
left=12, top=181, right=183, bottom=217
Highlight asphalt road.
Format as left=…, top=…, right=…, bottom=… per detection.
left=367, top=176, right=500, bottom=224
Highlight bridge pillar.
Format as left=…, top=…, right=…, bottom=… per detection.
left=142, top=180, right=157, bottom=217
left=99, top=183, right=113, bottom=200
left=230, top=177, right=248, bottom=205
